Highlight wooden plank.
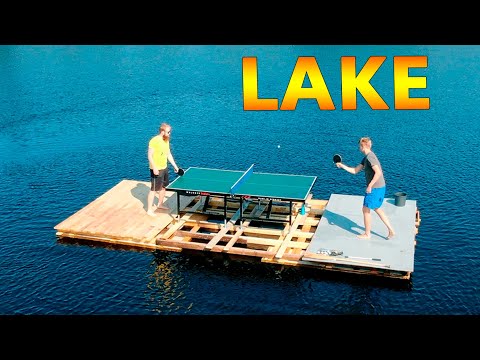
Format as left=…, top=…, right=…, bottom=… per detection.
left=204, top=200, right=250, bottom=250
left=160, top=200, right=205, bottom=240
left=223, top=228, right=244, bottom=252
left=288, top=221, right=311, bottom=255
left=274, top=212, right=307, bottom=259
left=56, top=231, right=162, bottom=250
left=181, top=224, right=201, bottom=242
left=174, top=230, right=214, bottom=241
left=173, top=230, right=283, bottom=247
left=204, top=225, right=232, bottom=250
left=157, top=238, right=206, bottom=251
left=56, top=180, right=163, bottom=238
left=182, top=220, right=223, bottom=231
left=280, top=241, right=309, bottom=250
left=56, top=181, right=128, bottom=225
left=308, top=199, right=328, bottom=207
left=223, top=202, right=266, bottom=251
left=241, top=227, right=283, bottom=236
left=304, top=192, right=313, bottom=204
left=57, top=180, right=135, bottom=232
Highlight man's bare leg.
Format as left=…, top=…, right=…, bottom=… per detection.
left=357, top=206, right=371, bottom=239
left=375, top=208, right=395, bottom=239
left=147, top=190, right=157, bottom=216
left=156, top=187, right=169, bottom=210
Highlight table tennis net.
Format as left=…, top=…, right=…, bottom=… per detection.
left=229, top=164, right=255, bottom=194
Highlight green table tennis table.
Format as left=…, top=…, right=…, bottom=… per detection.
left=166, top=164, right=317, bottom=225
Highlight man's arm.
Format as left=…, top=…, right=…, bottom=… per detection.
left=336, top=162, right=363, bottom=174
left=148, top=147, right=158, bottom=174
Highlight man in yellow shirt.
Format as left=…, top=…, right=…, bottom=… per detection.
left=147, top=123, right=180, bottom=216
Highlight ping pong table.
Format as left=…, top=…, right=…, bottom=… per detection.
left=166, top=164, right=317, bottom=225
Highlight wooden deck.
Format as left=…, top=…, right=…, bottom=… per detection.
left=54, top=179, right=421, bottom=280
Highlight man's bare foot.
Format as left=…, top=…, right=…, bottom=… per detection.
left=357, top=233, right=371, bottom=239
left=387, top=231, right=395, bottom=239
left=147, top=210, right=157, bottom=217
left=157, top=205, right=169, bottom=210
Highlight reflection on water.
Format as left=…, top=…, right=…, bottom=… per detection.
left=148, top=254, right=191, bottom=315
left=56, top=232, right=411, bottom=316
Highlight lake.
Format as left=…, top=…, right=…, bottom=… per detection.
left=0, top=45, right=479, bottom=316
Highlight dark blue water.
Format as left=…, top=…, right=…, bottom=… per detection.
left=0, top=45, right=479, bottom=315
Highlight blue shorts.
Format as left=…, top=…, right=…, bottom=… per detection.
left=363, top=186, right=386, bottom=209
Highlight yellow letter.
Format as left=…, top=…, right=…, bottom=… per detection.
left=342, top=56, right=389, bottom=110
left=242, top=57, right=278, bottom=111
left=394, top=56, right=429, bottom=110
left=280, top=57, right=335, bottom=111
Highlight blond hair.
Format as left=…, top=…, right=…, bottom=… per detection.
left=359, top=137, right=372, bottom=147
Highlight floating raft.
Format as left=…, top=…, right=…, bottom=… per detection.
left=54, top=180, right=421, bottom=280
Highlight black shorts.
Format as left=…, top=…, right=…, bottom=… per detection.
left=150, top=168, right=169, bottom=191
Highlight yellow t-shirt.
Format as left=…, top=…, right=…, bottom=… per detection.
left=149, top=135, right=170, bottom=170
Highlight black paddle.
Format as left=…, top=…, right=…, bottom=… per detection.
left=176, top=168, right=185, bottom=176
left=333, top=154, right=342, bottom=164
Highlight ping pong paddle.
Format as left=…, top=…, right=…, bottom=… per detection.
left=177, top=168, right=185, bottom=176
left=333, top=154, right=342, bottom=163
